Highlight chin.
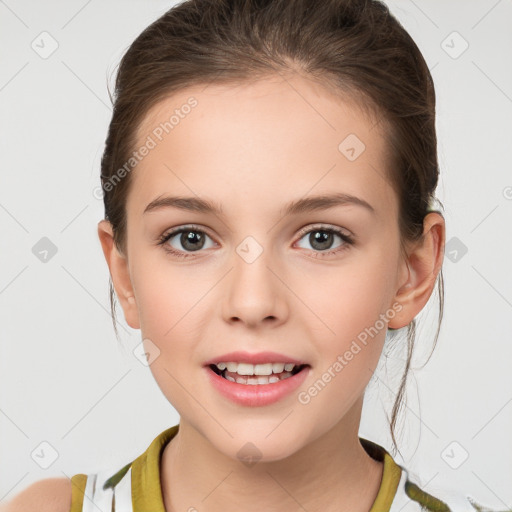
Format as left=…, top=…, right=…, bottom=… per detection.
left=213, top=431, right=306, bottom=467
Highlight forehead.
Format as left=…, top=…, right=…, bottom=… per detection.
left=128, top=75, right=395, bottom=218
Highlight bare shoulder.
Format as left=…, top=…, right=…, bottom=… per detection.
left=1, top=477, right=72, bottom=512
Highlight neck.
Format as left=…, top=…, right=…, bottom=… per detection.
left=160, top=397, right=383, bottom=512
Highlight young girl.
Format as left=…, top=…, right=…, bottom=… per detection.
left=4, top=0, right=508, bottom=511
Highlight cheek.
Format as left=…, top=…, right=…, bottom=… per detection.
left=297, top=267, right=393, bottom=422
left=302, top=248, right=398, bottom=373
left=131, top=250, right=208, bottom=338
left=131, top=258, right=210, bottom=410
left=311, top=254, right=396, bottom=330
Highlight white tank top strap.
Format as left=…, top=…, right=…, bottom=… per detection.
left=81, top=464, right=133, bottom=512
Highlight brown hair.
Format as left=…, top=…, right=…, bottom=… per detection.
left=100, top=0, right=444, bottom=455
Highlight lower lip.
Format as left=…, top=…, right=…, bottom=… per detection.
left=205, top=366, right=310, bottom=407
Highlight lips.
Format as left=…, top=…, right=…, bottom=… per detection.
left=203, top=350, right=312, bottom=406
left=203, top=350, right=309, bottom=367
left=205, top=361, right=311, bottom=406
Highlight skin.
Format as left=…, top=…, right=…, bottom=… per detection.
left=98, top=73, right=445, bottom=512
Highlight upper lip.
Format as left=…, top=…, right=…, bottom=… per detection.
left=203, top=351, right=309, bottom=367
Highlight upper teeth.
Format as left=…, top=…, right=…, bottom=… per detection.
left=215, top=362, right=298, bottom=375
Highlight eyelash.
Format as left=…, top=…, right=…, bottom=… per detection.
left=156, top=223, right=355, bottom=259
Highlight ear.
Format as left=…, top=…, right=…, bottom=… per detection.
left=97, top=220, right=140, bottom=330
left=388, top=212, right=445, bottom=329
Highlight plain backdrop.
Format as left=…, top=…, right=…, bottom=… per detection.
left=1, top=0, right=511, bottom=507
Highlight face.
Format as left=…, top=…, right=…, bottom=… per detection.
left=115, top=75, right=408, bottom=461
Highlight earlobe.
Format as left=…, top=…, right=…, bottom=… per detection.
left=388, top=212, right=445, bottom=329
left=97, top=220, right=140, bottom=330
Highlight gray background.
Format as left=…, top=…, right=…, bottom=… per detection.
left=1, top=0, right=511, bottom=507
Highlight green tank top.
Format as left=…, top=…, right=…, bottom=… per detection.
left=69, top=423, right=507, bottom=511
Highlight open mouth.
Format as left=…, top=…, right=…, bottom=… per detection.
left=208, top=363, right=309, bottom=385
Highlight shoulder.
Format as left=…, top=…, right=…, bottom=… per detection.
left=1, top=477, right=72, bottom=512
left=393, top=466, right=508, bottom=512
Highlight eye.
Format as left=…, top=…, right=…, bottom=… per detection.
left=157, top=223, right=354, bottom=259
left=295, top=225, right=354, bottom=257
left=157, top=225, right=216, bottom=259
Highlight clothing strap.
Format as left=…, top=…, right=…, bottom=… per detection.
left=80, top=466, right=133, bottom=512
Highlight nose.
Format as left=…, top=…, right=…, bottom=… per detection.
left=221, top=239, right=289, bottom=328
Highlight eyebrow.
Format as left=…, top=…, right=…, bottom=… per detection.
left=143, top=192, right=375, bottom=217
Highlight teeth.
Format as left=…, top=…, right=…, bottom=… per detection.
left=230, top=372, right=293, bottom=385
left=272, top=363, right=285, bottom=374
left=215, top=362, right=299, bottom=375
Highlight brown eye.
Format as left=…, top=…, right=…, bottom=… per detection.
left=157, top=225, right=216, bottom=258
left=295, top=225, right=354, bottom=257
